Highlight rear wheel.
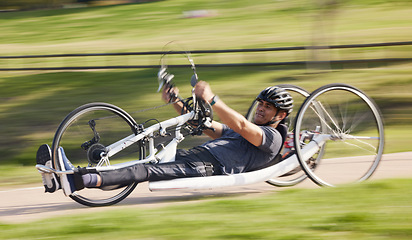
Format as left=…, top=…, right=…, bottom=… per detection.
left=51, top=102, right=145, bottom=207
left=294, top=84, right=384, bottom=187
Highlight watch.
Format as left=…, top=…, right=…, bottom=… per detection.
left=210, top=95, right=219, bottom=106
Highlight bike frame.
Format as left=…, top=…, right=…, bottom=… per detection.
left=96, top=110, right=196, bottom=171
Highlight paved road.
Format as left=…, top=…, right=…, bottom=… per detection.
left=1, top=152, right=411, bottom=224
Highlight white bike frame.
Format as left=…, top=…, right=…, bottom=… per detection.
left=97, top=110, right=196, bottom=171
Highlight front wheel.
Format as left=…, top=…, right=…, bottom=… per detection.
left=294, top=84, right=384, bottom=187
left=51, top=102, right=145, bottom=207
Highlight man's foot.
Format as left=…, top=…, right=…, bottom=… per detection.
left=58, top=147, right=85, bottom=196
left=36, top=144, right=60, bottom=193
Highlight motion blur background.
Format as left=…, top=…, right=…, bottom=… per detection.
left=0, top=0, right=411, bottom=186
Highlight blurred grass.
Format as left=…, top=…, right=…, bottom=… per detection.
left=1, top=0, right=412, bottom=54
left=0, top=66, right=411, bottom=187
left=1, top=178, right=412, bottom=239
left=0, top=0, right=411, bottom=184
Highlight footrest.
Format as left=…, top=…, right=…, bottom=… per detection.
left=36, top=164, right=74, bottom=175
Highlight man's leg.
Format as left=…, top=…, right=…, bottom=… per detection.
left=87, top=147, right=221, bottom=189
left=98, top=160, right=208, bottom=187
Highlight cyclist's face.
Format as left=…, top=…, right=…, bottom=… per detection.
left=254, top=100, right=279, bottom=125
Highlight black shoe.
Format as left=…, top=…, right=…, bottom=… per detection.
left=36, top=144, right=60, bottom=193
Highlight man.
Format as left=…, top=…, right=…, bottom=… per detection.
left=36, top=81, right=293, bottom=194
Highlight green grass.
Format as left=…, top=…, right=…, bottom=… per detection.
left=1, top=0, right=412, bottom=54
left=1, top=66, right=411, bottom=167
left=1, top=178, right=412, bottom=239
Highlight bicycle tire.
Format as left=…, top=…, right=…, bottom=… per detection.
left=294, top=83, right=384, bottom=187
left=51, top=102, right=145, bottom=207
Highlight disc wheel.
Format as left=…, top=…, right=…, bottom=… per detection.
left=246, top=84, right=322, bottom=187
left=51, top=102, right=145, bottom=207
left=294, top=84, right=384, bottom=187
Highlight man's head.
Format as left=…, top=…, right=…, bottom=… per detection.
left=254, top=86, right=293, bottom=126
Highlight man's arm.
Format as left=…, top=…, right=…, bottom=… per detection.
left=194, top=81, right=264, bottom=147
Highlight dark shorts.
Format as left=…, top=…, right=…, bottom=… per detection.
left=175, top=146, right=223, bottom=175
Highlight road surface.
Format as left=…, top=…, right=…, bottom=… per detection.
left=0, top=152, right=410, bottom=223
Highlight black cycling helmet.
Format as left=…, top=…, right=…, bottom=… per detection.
left=256, top=86, right=294, bottom=114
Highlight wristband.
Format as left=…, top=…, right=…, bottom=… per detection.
left=210, top=95, right=219, bottom=106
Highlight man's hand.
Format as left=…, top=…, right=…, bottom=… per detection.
left=162, top=83, right=179, bottom=103
left=193, top=81, right=215, bottom=103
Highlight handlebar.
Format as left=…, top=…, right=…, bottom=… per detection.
left=157, top=62, right=213, bottom=135
left=157, top=67, right=174, bottom=93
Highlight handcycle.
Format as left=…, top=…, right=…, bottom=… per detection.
left=36, top=53, right=384, bottom=207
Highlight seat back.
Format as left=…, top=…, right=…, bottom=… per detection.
left=249, top=123, right=289, bottom=171
left=276, top=123, right=288, bottom=150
